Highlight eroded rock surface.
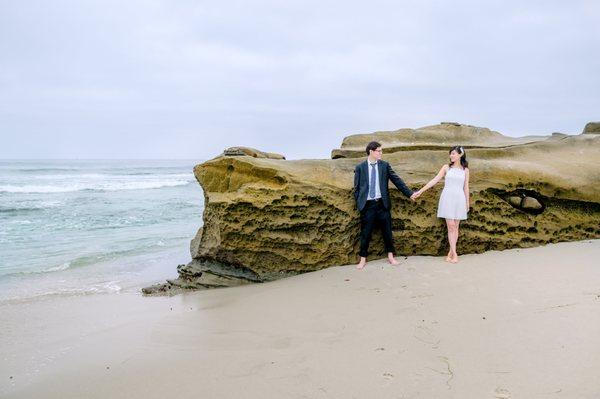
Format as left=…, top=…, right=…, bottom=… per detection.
left=583, top=122, right=600, bottom=134
left=143, top=123, right=600, bottom=295
left=331, top=122, right=549, bottom=159
left=222, top=146, right=285, bottom=159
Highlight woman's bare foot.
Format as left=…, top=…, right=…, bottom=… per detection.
left=450, top=253, right=459, bottom=263
left=356, top=257, right=367, bottom=269
left=445, top=251, right=452, bottom=262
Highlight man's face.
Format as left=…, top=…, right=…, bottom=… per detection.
left=370, top=147, right=383, bottom=160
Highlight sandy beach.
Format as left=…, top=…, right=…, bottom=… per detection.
left=2, top=240, right=600, bottom=398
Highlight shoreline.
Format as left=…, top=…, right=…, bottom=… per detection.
left=2, top=240, right=600, bottom=398
left=0, top=246, right=186, bottom=305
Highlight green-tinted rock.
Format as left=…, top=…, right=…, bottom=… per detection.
left=583, top=122, right=600, bottom=134
left=144, top=123, right=600, bottom=294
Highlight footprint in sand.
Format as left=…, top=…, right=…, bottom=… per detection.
left=413, top=325, right=440, bottom=347
left=494, top=387, right=511, bottom=398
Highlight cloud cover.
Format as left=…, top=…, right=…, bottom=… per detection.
left=1, top=0, right=599, bottom=159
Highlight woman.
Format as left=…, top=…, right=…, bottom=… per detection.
left=411, top=146, right=470, bottom=263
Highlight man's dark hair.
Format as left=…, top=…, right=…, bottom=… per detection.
left=365, top=141, right=382, bottom=155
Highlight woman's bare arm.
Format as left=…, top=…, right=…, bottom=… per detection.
left=464, top=168, right=470, bottom=211
left=413, top=165, right=448, bottom=197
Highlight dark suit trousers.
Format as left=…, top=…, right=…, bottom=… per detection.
left=359, top=199, right=395, bottom=257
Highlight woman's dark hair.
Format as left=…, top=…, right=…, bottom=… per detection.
left=366, top=141, right=382, bottom=155
left=449, top=145, right=469, bottom=168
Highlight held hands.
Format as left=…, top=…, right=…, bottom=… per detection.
left=410, top=190, right=423, bottom=201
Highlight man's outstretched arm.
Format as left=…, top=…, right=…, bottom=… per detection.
left=388, top=163, right=413, bottom=198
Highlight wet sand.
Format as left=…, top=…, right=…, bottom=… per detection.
left=1, top=240, right=600, bottom=398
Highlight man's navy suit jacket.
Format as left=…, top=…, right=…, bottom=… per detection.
left=353, top=160, right=413, bottom=212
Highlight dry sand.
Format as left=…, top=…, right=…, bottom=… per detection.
left=1, top=240, right=600, bottom=398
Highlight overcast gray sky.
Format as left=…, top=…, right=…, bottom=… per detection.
left=1, top=0, right=598, bottom=160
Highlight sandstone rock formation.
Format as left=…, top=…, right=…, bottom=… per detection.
left=331, top=123, right=550, bottom=159
left=583, top=122, right=600, bottom=134
left=143, top=122, right=600, bottom=295
left=222, top=146, right=285, bottom=159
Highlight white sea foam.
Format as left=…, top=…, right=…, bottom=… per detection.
left=31, top=173, right=193, bottom=180
left=1, top=261, right=73, bottom=277
left=0, top=281, right=123, bottom=304
left=10, top=219, right=33, bottom=224
left=42, top=262, right=72, bottom=273
left=0, top=179, right=192, bottom=193
left=0, top=201, right=63, bottom=213
left=0, top=160, right=200, bottom=302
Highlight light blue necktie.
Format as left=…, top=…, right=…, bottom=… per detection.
left=369, top=163, right=376, bottom=199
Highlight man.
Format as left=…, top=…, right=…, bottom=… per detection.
left=353, top=141, right=415, bottom=269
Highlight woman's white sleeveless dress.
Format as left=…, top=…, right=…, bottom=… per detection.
left=437, top=167, right=468, bottom=220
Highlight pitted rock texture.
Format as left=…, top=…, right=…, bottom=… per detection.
left=143, top=123, right=600, bottom=295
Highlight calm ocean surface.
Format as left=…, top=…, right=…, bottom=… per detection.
left=0, top=160, right=204, bottom=303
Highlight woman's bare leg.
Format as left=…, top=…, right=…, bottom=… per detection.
left=450, top=220, right=460, bottom=263
left=445, top=219, right=456, bottom=262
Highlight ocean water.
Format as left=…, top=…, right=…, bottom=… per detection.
left=0, top=160, right=204, bottom=303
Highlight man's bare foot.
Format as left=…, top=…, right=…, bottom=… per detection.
left=356, top=257, right=367, bottom=269
left=387, top=254, right=399, bottom=265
